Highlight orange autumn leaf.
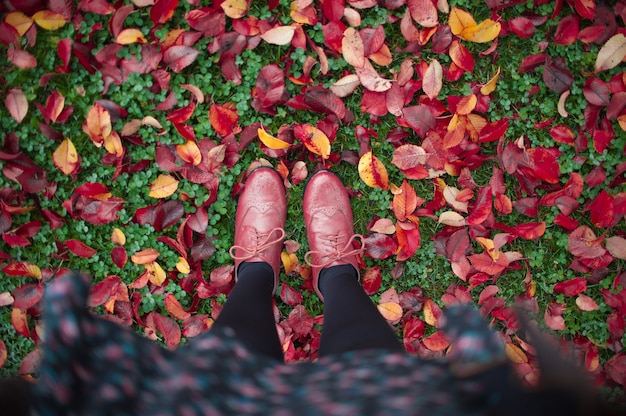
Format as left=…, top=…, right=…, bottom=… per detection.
left=164, top=293, right=191, bottom=320
left=221, top=0, right=248, bottom=19
left=505, top=343, right=528, bottom=363
left=149, top=174, right=179, bottom=198
left=377, top=301, right=403, bottom=322
left=449, top=7, right=500, bottom=43
left=258, top=127, right=291, bottom=149
left=85, top=103, right=112, bottom=146
left=131, top=248, right=160, bottom=265
left=480, top=67, right=501, bottom=95
left=5, top=12, right=33, bottom=36
left=32, top=10, right=66, bottom=30
left=209, top=103, right=239, bottom=136
left=176, top=140, right=202, bottom=165
left=456, top=94, right=477, bottom=115
left=52, top=138, right=79, bottom=176
left=116, top=28, right=147, bottom=45
left=393, top=180, right=419, bottom=222
left=422, top=331, right=450, bottom=351
left=293, top=124, right=330, bottom=159
left=358, top=152, right=389, bottom=190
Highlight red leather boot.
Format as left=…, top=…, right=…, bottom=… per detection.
left=304, top=170, right=364, bottom=301
left=229, top=167, right=286, bottom=292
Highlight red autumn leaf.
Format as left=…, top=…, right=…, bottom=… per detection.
left=364, top=233, right=398, bottom=260
left=12, top=283, right=44, bottom=309
left=449, top=40, right=474, bottom=72
left=396, top=220, right=420, bottom=261
left=467, top=186, right=492, bottom=225
left=518, top=53, right=548, bottom=73
left=408, top=0, right=438, bottom=27
left=3, top=262, right=42, bottom=279
left=553, top=14, right=579, bottom=45
left=280, top=283, right=303, bottom=306
left=468, top=252, right=509, bottom=275
left=151, top=0, right=180, bottom=25
left=286, top=304, right=314, bottom=338
left=88, top=276, right=122, bottom=307
left=568, top=226, right=606, bottom=259
left=584, top=78, right=610, bottom=107
left=0, top=340, right=6, bottom=368
left=209, top=103, right=239, bottom=136
left=587, top=190, right=614, bottom=228
left=544, top=302, right=566, bottom=331
left=164, top=293, right=191, bottom=320
left=154, top=313, right=181, bottom=350
left=65, top=239, right=97, bottom=258
left=166, top=101, right=196, bottom=124
left=163, top=45, right=199, bottom=73
left=554, top=277, right=587, bottom=297
left=402, top=105, right=436, bottom=138
left=512, top=221, right=546, bottom=240
left=478, top=118, right=508, bottom=143
left=549, top=125, right=575, bottom=145
left=111, top=246, right=128, bottom=269
left=403, top=317, right=425, bottom=353
left=182, top=314, right=212, bottom=338
left=362, top=266, right=382, bottom=295
left=508, top=17, right=535, bottom=38
left=422, top=330, right=450, bottom=351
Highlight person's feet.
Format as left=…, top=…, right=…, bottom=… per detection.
left=229, top=167, right=286, bottom=292
left=304, top=170, right=364, bottom=301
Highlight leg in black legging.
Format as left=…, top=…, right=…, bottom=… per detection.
left=211, top=262, right=283, bottom=361
left=318, top=264, right=405, bottom=357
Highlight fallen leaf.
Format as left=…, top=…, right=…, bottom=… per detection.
left=358, top=151, right=389, bottom=190
left=32, top=10, right=66, bottom=30
left=115, top=28, right=147, bottom=45
left=595, top=34, right=626, bottom=73
left=261, top=25, right=296, bottom=45
left=422, top=59, right=443, bottom=99
left=5, top=88, right=28, bottom=124
left=149, top=174, right=179, bottom=198
left=131, top=248, right=160, bottom=265
left=258, top=127, right=291, bottom=149
left=52, top=138, right=79, bottom=175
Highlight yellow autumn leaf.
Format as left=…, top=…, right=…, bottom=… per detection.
left=505, top=343, right=528, bottom=364
left=116, top=28, right=147, bottom=45
left=149, top=174, right=179, bottom=198
left=377, top=302, right=403, bottom=322
left=480, top=67, right=501, bottom=95
left=52, top=138, right=79, bottom=176
left=358, top=152, right=389, bottom=190
left=175, top=257, right=190, bottom=274
left=146, top=261, right=167, bottom=286
left=449, top=7, right=500, bottom=43
left=295, top=124, right=330, bottom=159
left=32, top=10, right=66, bottom=30
left=5, top=12, right=33, bottom=36
left=104, top=131, right=124, bottom=157
left=111, top=228, right=126, bottom=246
left=221, top=0, right=248, bottom=19
left=258, top=127, right=291, bottom=149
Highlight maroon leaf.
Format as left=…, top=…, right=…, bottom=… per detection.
left=303, top=86, right=346, bottom=119
left=543, top=58, right=574, bottom=94
left=583, top=78, right=610, bottom=107
left=111, top=246, right=128, bottom=269
left=552, top=15, right=579, bottom=45
left=401, top=105, right=436, bottom=138
left=163, top=45, right=199, bottom=73
left=12, top=283, right=44, bottom=309
left=88, top=275, right=122, bottom=307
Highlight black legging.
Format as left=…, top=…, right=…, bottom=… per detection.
left=211, top=262, right=404, bottom=361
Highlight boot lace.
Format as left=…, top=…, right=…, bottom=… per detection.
left=229, top=227, right=285, bottom=261
left=304, top=233, right=365, bottom=268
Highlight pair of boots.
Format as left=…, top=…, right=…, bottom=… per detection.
left=228, top=168, right=365, bottom=301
